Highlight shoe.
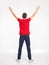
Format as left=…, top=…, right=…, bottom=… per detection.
left=28, top=59, right=34, bottom=62
left=16, top=59, right=21, bottom=62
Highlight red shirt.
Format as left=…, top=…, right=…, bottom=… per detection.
left=17, top=18, right=31, bottom=35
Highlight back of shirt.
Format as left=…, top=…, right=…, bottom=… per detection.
left=17, top=18, right=31, bottom=35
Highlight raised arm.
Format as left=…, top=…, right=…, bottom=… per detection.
left=30, top=5, right=40, bottom=19
left=9, top=6, right=18, bottom=20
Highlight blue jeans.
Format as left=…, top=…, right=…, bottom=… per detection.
left=17, top=35, right=31, bottom=60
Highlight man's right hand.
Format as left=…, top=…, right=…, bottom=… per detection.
left=9, top=6, right=12, bottom=11
left=9, top=6, right=18, bottom=20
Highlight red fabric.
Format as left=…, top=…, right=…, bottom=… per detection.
left=17, top=18, right=31, bottom=35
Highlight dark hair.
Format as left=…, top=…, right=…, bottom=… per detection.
left=22, top=13, right=27, bottom=18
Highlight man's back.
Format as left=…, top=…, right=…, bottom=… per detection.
left=17, top=18, right=31, bottom=35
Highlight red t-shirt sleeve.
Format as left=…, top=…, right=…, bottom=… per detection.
left=17, top=18, right=21, bottom=22
left=27, top=18, right=31, bottom=22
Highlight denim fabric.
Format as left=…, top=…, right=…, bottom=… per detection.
left=17, top=35, right=31, bottom=60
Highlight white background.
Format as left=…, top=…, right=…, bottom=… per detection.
left=0, top=0, right=49, bottom=53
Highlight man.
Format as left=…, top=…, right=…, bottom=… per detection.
left=9, top=6, right=40, bottom=61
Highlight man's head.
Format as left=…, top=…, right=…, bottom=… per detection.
left=22, top=13, right=27, bottom=18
